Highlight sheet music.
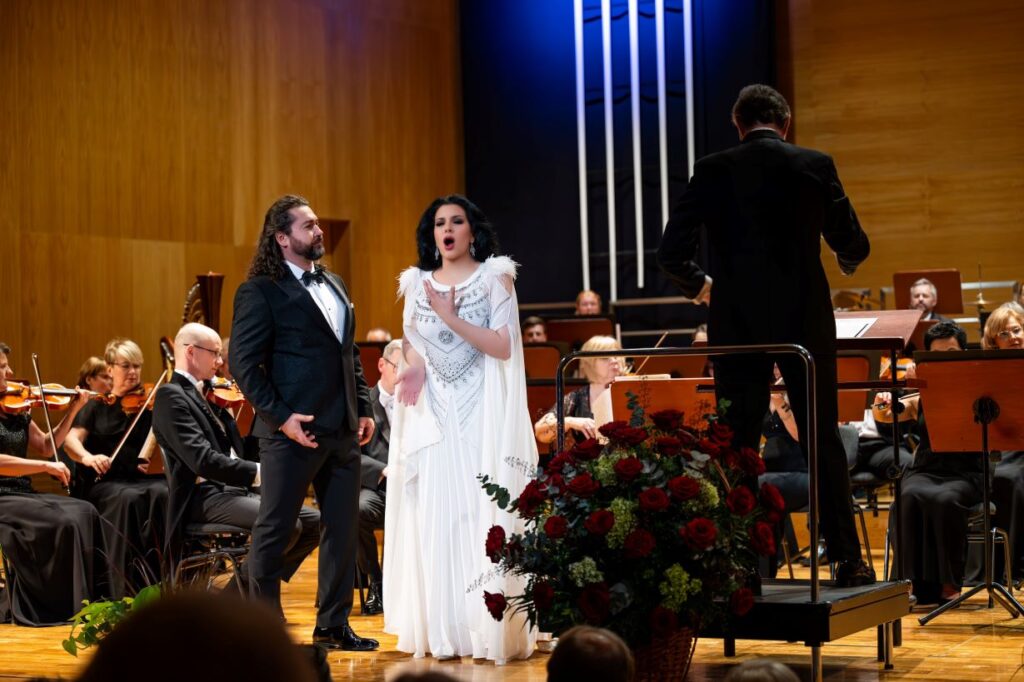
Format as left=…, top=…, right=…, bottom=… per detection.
left=835, top=317, right=875, bottom=339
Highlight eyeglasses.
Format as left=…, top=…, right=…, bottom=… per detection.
left=382, top=357, right=398, bottom=370
left=188, top=344, right=224, bottom=359
left=114, top=362, right=143, bottom=371
left=997, top=326, right=1024, bottom=341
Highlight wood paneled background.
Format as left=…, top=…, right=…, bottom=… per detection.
left=0, top=0, right=461, bottom=384
left=782, top=0, right=1024, bottom=313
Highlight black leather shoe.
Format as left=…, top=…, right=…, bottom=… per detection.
left=835, top=559, right=876, bottom=588
left=312, top=624, right=380, bottom=651
left=362, top=581, right=383, bottom=616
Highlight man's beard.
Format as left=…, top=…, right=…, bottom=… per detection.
left=292, top=237, right=325, bottom=261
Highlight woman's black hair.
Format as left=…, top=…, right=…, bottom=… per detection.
left=415, top=194, right=500, bottom=270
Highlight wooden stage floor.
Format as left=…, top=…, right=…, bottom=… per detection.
left=4, top=512, right=1024, bottom=681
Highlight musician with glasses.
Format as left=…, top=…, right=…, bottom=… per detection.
left=64, top=337, right=168, bottom=597
left=986, top=303, right=1024, bottom=581
left=355, top=338, right=402, bottom=616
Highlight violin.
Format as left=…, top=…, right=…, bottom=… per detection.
left=1, top=381, right=106, bottom=415
left=206, top=376, right=246, bottom=410
left=117, top=383, right=158, bottom=415
left=879, top=356, right=915, bottom=381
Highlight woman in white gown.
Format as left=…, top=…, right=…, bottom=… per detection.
left=383, top=195, right=538, bottom=662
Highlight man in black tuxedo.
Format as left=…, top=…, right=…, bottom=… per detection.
left=230, top=195, right=377, bottom=651
left=356, top=338, right=401, bottom=615
left=657, top=84, right=874, bottom=586
left=152, top=323, right=319, bottom=582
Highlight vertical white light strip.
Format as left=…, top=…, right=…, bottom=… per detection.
left=601, top=0, right=617, bottom=302
left=573, top=0, right=591, bottom=292
left=683, top=0, right=696, bottom=178
left=655, top=0, right=669, bottom=230
left=627, top=0, right=644, bottom=288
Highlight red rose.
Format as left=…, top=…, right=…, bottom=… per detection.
left=584, top=509, right=615, bottom=535
left=578, top=582, right=610, bottom=623
left=719, top=447, right=739, bottom=469
left=598, top=421, right=629, bottom=439
left=483, top=590, right=507, bottom=621
left=650, top=605, right=679, bottom=637
left=547, top=450, right=576, bottom=474
left=749, top=521, right=776, bottom=557
left=726, top=486, right=757, bottom=516
left=678, top=427, right=699, bottom=447
left=548, top=474, right=565, bottom=492
left=655, top=435, right=683, bottom=457
left=485, top=525, right=506, bottom=563
left=544, top=515, right=569, bottom=539
left=533, top=581, right=555, bottom=612
left=736, top=446, right=766, bottom=476
left=667, top=475, right=701, bottom=501
left=730, top=587, right=755, bottom=616
left=567, top=472, right=600, bottom=498
left=617, top=426, right=650, bottom=446
left=681, top=517, right=718, bottom=551
left=697, top=438, right=722, bottom=458
left=710, top=421, right=734, bottom=445
left=516, top=479, right=547, bottom=518
left=623, top=528, right=656, bottom=559
left=613, top=456, right=643, bottom=482
left=572, top=438, right=604, bottom=461
left=638, top=487, right=671, bottom=512
left=650, top=409, right=684, bottom=432
left=760, top=482, right=786, bottom=513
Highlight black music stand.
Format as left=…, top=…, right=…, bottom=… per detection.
left=914, top=350, right=1024, bottom=624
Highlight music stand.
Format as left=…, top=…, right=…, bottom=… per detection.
left=609, top=376, right=715, bottom=433
left=913, top=350, right=1024, bottom=624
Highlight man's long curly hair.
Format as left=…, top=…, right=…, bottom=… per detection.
left=247, top=194, right=309, bottom=280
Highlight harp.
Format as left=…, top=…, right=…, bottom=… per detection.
left=182, top=272, right=225, bottom=332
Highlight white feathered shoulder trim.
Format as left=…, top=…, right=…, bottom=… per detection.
left=482, top=255, right=519, bottom=281
left=397, top=266, right=422, bottom=299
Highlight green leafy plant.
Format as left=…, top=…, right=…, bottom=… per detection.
left=479, top=395, right=782, bottom=647
left=62, top=584, right=161, bottom=656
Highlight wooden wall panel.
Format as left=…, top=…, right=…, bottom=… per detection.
left=1, top=0, right=462, bottom=384
left=783, top=0, right=1024, bottom=303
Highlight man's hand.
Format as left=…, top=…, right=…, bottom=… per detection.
left=83, top=453, right=112, bottom=475
left=43, top=461, right=71, bottom=486
left=281, top=413, right=318, bottom=449
left=693, top=276, right=712, bottom=306
left=357, top=417, right=375, bottom=446
left=396, top=365, right=426, bottom=406
left=137, top=459, right=151, bottom=475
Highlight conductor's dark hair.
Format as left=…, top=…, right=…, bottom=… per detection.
left=732, top=84, right=791, bottom=129
left=248, top=194, right=309, bottom=280
left=924, top=320, right=966, bottom=351
left=547, top=626, right=634, bottom=682
left=415, top=194, right=499, bottom=270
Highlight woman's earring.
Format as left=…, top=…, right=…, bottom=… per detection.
left=434, top=247, right=440, bottom=260
left=470, top=243, right=477, bottom=257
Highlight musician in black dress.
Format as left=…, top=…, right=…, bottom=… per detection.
left=0, top=341, right=109, bottom=625
left=874, top=322, right=975, bottom=604
left=64, top=338, right=168, bottom=597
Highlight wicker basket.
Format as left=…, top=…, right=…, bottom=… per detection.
left=632, top=627, right=698, bottom=682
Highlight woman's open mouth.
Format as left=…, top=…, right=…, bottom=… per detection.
left=443, top=236, right=456, bottom=250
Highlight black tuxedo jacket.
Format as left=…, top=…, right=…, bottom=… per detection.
left=152, top=372, right=258, bottom=541
left=657, top=129, right=870, bottom=354
left=229, top=267, right=372, bottom=437
left=360, top=384, right=390, bottom=490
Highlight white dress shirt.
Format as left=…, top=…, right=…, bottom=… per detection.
left=285, top=260, right=347, bottom=344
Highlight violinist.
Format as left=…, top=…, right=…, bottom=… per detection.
left=152, top=323, right=318, bottom=582
left=0, top=341, right=109, bottom=625
left=63, top=337, right=168, bottom=597
left=77, top=356, right=113, bottom=394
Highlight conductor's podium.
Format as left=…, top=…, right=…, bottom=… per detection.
left=704, top=579, right=911, bottom=661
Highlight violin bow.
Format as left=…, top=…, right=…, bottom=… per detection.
left=632, top=332, right=669, bottom=375
left=108, top=368, right=170, bottom=466
left=30, top=353, right=70, bottom=492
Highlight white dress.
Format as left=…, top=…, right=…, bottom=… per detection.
left=383, top=256, right=538, bottom=662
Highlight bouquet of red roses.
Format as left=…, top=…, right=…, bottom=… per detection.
left=479, top=398, right=785, bottom=646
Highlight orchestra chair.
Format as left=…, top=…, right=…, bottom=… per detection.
left=358, top=342, right=387, bottom=388
left=542, top=315, right=616, bottom=350
left=523, top=343, right=563, bottom=379
left=173, top=523, right=251, bottom=594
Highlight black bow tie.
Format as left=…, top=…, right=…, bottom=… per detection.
left=301, top=269, right=326, bottom=287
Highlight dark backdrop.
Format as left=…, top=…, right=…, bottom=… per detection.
left=460, top=0, right=777, bottom=342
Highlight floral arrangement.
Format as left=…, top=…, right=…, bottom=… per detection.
left=479, top=397, right=784, bottom=646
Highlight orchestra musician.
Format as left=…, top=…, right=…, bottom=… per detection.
left=63, top=338, right=168, bottom=597
left=0, top=341, right=109, bottom=625
left=76, top=356, right=113, bottom=394
left=152, top=323, right=318, bottom=582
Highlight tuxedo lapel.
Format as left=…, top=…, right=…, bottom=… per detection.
left=369, top=386, right=390, bottom=445
left=174, top=374, right=226, bottom=449
left=276, top=273, right=342, bottom=342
